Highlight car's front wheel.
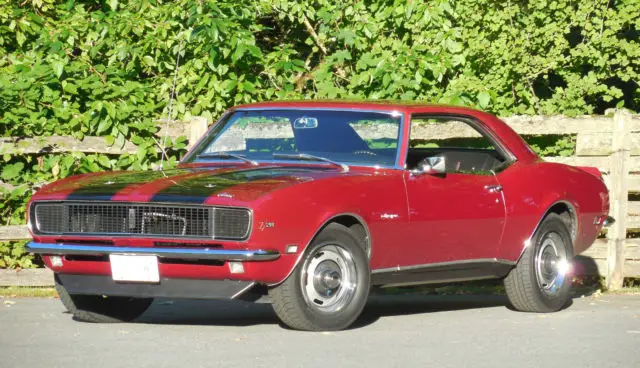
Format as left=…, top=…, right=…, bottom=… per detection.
left=55, top=274, right=153, bottom=323
left=504, top=213, right=573, bottom=312
left=269, top=223, right=370, bottom=331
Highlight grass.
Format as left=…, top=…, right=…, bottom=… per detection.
left=0, top=287, right=58, bottom=298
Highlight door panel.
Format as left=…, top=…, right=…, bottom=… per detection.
left=402, top=171, right=505, bottom=266
left=395, top=114, right=509, bottom=267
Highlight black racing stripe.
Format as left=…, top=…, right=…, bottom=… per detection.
left=149, top=168, right=312, bottom=203
left=150, top=176, right=240, bottom=203
left=65, top=170, right=189, bottom=201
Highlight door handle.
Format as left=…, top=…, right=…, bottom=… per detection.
left=484, top=184, right=503, bottom=193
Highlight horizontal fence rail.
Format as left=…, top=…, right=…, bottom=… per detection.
left=0, top=112, right=638, bottom=286
left=0, top=136, right=137, bottom=155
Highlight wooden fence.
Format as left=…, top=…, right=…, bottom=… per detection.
left=0, top=111, right=638, bottom=288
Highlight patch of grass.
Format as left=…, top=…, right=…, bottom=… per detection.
left=0, top=287, right=58, bottom=298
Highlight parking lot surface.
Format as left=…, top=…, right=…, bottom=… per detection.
left=1, top=293, right=638, bottom=368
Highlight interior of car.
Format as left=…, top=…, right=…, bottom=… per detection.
left=406, top=116, right=508, bottom=173
left=405, top=147, right=506, bottom=173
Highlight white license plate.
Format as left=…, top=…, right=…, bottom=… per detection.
left=109, top=254, right=160, bottom=283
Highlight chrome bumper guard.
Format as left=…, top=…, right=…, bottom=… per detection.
left=26, top=242, right=280, bottom=261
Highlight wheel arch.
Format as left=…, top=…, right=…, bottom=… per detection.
left=270, top=212, right=372, bottom=287
left=517, top=200, right=578, bottom=262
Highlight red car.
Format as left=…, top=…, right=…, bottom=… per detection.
left=27, top=101, right=612, bottom=331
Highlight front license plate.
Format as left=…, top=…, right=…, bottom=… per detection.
left=109, top=254, right=160, bottom=283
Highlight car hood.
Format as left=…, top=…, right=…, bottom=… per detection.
left=33, top=165, right=356, bottom=204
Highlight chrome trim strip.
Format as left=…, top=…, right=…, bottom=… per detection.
left=230, top=282, right=257, bottom=299
left=26, top=242, right=280, bottom=261
left=189, top=107, right=405, bottom=170
left=371, top=258, right=516, bottom=274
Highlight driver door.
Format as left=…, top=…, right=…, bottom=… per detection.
left=400, top=115, right=507, bottom=266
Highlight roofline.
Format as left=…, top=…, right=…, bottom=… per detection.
left=206, top=100, right=538, bottom=165
left=231, top=100, right=486, bottom=114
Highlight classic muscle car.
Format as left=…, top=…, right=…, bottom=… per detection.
left=26, top=101, right=612, bottom=331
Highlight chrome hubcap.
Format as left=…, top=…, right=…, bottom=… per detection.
left=535, top=232, right=568, bottom=295
left=301, top=245, right=357, bottom=313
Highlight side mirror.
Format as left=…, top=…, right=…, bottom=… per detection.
left=411, top=155, right=446, bottom=176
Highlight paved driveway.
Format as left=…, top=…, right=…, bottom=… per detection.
left=1, top=293, right=638, bottom=368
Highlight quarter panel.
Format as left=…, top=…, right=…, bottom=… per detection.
left=497, top=161, right=609, bottom=261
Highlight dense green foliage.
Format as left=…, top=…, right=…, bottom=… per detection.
left=0, top=0, right=638, bottom=267
left=0, top=240, right=34, bottom=268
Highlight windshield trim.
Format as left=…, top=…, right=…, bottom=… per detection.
left=182, top=107, right=405, bottom=170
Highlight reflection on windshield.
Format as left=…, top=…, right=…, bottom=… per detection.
left=187, top=109, right=402, bottom=167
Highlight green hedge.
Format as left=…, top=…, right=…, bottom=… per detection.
left=0, top=0, right=638, bottom=267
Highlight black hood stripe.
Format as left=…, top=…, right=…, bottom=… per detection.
left=64, top=167, right=324, bottom=203
left=150, top=167, right=318, bottom=203
left=65, top=169, right=190, bottom=201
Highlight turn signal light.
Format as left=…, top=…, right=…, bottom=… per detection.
left=228, top=261, right=244, bottom=274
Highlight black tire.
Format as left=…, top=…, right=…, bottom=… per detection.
left=504, top=213, right=574, bottom=312
left=269, top=223, right=370, bottom=331
left=55, top=274, right=153, bottom=323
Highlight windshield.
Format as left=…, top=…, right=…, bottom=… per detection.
left=186, top=109, right=402, bottom=167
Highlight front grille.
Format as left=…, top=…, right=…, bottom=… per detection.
left=32, top=202, right=251, bottom=240
left=215, top=208, right=252, bottom=239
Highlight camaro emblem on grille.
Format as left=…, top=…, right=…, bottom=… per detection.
left=141, top=212, right=187, bottom=235
left=128, top=208, right=136, bottom=229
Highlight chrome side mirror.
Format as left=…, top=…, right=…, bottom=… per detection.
left=411, top=155, right=446, bottom=176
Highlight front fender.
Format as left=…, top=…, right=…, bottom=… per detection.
left=247, top=172, right=404, bottom=285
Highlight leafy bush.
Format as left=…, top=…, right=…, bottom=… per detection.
left=0, top=241, right=36, bottom=269
left=0, top=0, right=637, bottom=267
left=2, top=0, right=637, bottom=135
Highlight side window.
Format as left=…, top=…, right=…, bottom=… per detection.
left=406, top=116, right=507, bottom=173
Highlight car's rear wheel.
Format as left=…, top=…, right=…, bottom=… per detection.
left=504, top=213, right=573, bottom=312
left=55, top=274, right=153, bottom=323
left=269, top=223, right=370, bottom=331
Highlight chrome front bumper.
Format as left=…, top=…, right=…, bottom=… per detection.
left=26, top=242, right=280, bottom=261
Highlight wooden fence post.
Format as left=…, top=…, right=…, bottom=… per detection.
left=188, top=116, right=208, bottom=149
left=606, top=109, right=631, bottom=290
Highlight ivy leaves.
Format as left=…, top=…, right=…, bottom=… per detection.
left=3, top=0, right=636, bottom=136
left=0, top=0, right=638, bottom=227
left=1, top=163, right=24, bottom=181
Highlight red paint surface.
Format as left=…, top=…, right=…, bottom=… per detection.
left=31, top=102, right=610, bottom=285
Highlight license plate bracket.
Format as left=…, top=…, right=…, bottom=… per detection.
left=109, top=254, right=160, bottom=283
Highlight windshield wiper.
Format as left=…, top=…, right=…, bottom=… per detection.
left=196, top=152, right=258, bottom=166
left=272, top=153, right=349, bottom=172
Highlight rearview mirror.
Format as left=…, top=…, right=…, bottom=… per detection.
left=411, top=155, right=446, bottom=176
left=293, top=117, right=318, bottom=129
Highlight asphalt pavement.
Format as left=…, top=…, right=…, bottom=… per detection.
left=1, top=292, right=638, bottom=368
